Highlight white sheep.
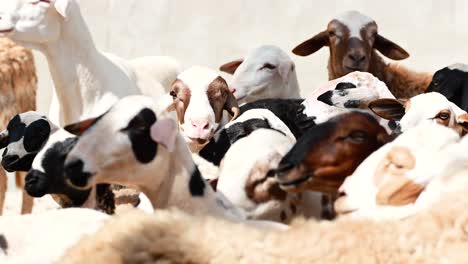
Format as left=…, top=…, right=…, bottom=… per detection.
left=292, top=10, right=432, bottom=98
left=0, top=208, right=109, bottom=263
left=368, top=92, right=468, bottom=135
left=219, top=45, right=301, bottom=104
left=0, top=0, right=181, bottom=125
left=61, top=95, right=286, bottom=229
left=335, top=123, right=467, bottom=220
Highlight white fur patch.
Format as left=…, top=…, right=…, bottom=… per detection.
left=447, top=63, right=468, bottom=73
left=177, top=66, right=219, bottom=93
left=335, top=11, right=374, bottom=39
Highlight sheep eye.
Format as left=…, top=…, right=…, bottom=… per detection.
left=347, top=131, right=368, bottom=143
left=169, top=91, right=177, bottom=98
left=437, top=112, right=450, bottom=120
left=328, top=30, right=336, bottom=37
left=260, top=63, right=276, bottom=71
left=266, top=169, right=276, bottom=178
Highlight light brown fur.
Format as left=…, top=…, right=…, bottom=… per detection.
left=0, top=38, right=37, bottom=215
left=62, top=188, right=468, bottom=263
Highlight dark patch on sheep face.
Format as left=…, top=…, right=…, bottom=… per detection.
left=2, top=115, right=51, bottom=172
left=388, top=120, right=397, bottom=130
left=239, top=99, right=315, bottom=138
left=343, top=100, right=362, bottom=108
left=120, top=108, right=158, bottom=164
left=95, top=184, right=115, bottom=214
left=189, top=166, right=205, bottom=197
left=65, top=159, right=93, bottom=189
left=0, top=234, right=7, bottom=254
left=426, top=66, right=468, bottom=111
left=26, top=137, right=91, bottom=206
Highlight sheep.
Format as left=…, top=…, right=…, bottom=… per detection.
left=216, top=128, right=323, bottom=222
left=368, top=92, right=468, bottom=136
left=164, top=66, right=240, bottom=152
left=335, top=123, right=467, bottom=220
left=61, top=187, right=468, bottom=263
left=61, top=95, right=287, bottom=231
left=219, top=45, right=301, bottom=104
left=199, top=108, right=296, bottom=166
left=426, top=63, right=468, bottom=111
left=0, top=111, right=115, bottom=213
left=0, top=0, right=181, bottom=125
left=275, top=112, right=391, bottom=218
left=292, top=10, right=432, bottom=98
left=0, top=38, right=37, bottom=216
left=0, top=208, right=109, bottom=263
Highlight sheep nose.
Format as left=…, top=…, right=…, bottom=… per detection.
left=191, top=120, right=210, bottom=130
left=348, top=53, right=366, bottom=64
left=64, top=159, right=92, bottom=188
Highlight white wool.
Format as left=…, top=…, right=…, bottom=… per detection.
left=447, top=63, right=468, bottom=72
left=335, top=11, right=375, bottom=40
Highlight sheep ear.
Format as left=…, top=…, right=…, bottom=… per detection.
left=219, top=59, right=244, bottom=75
left=374, top=34, right=410, bottom=60
left=456, top=113, right=468, bottom=132
left=150, top=118, right=177, bottom=152
left=292, top=30, right=329, bottom=56
left=376, top=177, right=425, bottom=206
left=278, top=60, right=294, bottom=83
left=225, top=92, right=240, bottom=122
left=64, top=116, right=100, bottom=136
left=0, top=130, right=9, bottom=149
left=54, top=0, right=71, bottom=18
left=368, top=98, right=407, bottom=121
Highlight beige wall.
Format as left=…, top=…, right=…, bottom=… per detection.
left=35, top=0, right=468, bottom=113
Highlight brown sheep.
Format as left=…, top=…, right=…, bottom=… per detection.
left=61, top=187, right=468, bottom=263
left=293, top=11, right=432, bottom=99
left=0, top=38, right=37, bottom=215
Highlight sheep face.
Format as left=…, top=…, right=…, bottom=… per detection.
left=0, top=0, right=68, bottom=45
left=63, top=96, right=177, bottom=190
left=219, top=45, right=297, bottom=104
left=166, top=66, right=240, bottom=151
left=334, top=124, right=460, bottom=219
left=292, top=11, right=409, bottom=77
left=369, top=92, right=468, bottom=136
left=0, top=112, right=53, bottom=172
left=426, top=64, right=468, bottom=111
left=276, top=112, right=390, bottom=193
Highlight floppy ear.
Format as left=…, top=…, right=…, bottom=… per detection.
left=368, top=98, right=407, bottom=121
left=150, top=118, right=177, bottom=152
left=278, top=60, right=294, bottom=83
left=292, top=30, right=329, bottom=56
left=374, top=34, right=410, bottom=60
left=219, top=59, right=244, bottom=75
left=64, top=116, right=100, bottom=136
left=54, top=0, right=72, bottom=18
left=376, top=177, right=425, bottom=206
left=456, top=113, right=468, bottom=133
left=224, top=92, right=240, bottom=122
left=0, top=130, right=9, bottom=149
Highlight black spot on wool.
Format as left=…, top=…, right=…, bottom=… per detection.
left=0, top=234, right=7, bottom=254
left=189, top=166, right=205, bottom=197
left=335, top=82, right=357, bottom=90
left=121, top=108, right=158, bottom=163
left=343, top=100, right=362, bottom=108
left=239, top=99, right=315, bottom=138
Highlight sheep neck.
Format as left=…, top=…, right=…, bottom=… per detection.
left=142, top=137, right=238, bottom=219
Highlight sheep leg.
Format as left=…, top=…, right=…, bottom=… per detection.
left=16, top=172, right=33, bottom=214
left=0, top=169, right=6, bottom=216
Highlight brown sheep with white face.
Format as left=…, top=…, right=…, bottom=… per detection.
left=293, top=10, right=432, bottom=99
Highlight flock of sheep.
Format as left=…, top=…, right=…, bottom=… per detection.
left=0, top=0, right=467, bottom=263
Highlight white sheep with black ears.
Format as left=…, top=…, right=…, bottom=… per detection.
left=0, top=0, right=181, bottom=125
left=219, top=45, right=301, bottom=104
left=62, top=95, right=286, bottom=230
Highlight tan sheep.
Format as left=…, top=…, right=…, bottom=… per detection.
left=0, top=38, right=37, bottom=215
left=62, top=187, right=468, bottom=263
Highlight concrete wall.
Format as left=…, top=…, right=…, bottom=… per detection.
left=35, top=0, right=468, bottom=113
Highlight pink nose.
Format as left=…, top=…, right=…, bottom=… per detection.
left=191, top=120, right=210, bottom=130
